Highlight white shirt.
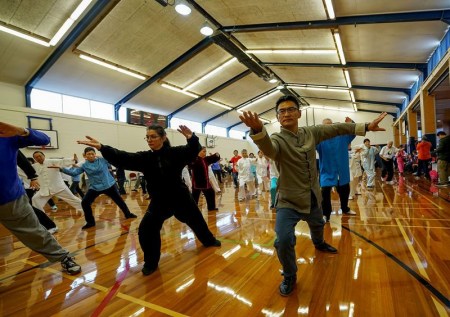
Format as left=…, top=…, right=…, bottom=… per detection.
left=237, top=157, right=256, bottom=182
left=33, top=158, right=74, bottom=196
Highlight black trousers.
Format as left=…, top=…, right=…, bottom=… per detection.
left=81, top=185, right=132, bottom=225
left=70, top=181, right=85, bottom=198
left=417, top=159, right=431, bottom=179
left=212, top=169, right=222, bottom=183
left=321, top=183, right=350, bottom=219
left=192, top=187, right=216, bottom=211
left=25, top=188, right=56, bottom=230
left=138, top=189, right=217, bottom=270
left=381, top=159, right=394, bottom=181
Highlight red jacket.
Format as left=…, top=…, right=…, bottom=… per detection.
left=416, top=140, right=432, bottom=160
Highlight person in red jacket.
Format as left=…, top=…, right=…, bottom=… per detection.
left=415, top=136, right=432, bottom=180
left=189, top=147, right=220, bottom=211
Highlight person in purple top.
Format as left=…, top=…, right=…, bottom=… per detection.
left=0, top=121, right=81, bottom=275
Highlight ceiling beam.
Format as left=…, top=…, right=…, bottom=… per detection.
left=113, top=37, right=213, bottom=119
left=221, top=10, right=450, bottom=33
left=355, top=99, right=402, bottom=108
left=168, top=69, right=251, bottom=118
left=25, top=0, right=115, bottom=107
left=263, top=62, right=427, bottom=71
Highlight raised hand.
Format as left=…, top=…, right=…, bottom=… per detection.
left=367, top=112, right=388, bottom=131
left=177, top=125, right=193, bottom=139
left=77, top=136, right=102, bottom=150
left=0, top=122, right=26, bottom=138
left=345, top=116, right=353, bottom=123
left=239, top=111, right=263, bottom=133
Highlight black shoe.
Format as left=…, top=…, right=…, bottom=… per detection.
left=141, top=265, right=157, bottom=276
left=205, top=239, right=221, bottom=247
left=279, top=275, right=296, bottom=296
left=61, top=256, right=81, bottom=275
left=315, top=242, right=338, bottom=253
left=82, top=223, right=95, bottom=230
left=208, top=208, right=219, bottom=212
left=126, top=213, right=138, bottom=219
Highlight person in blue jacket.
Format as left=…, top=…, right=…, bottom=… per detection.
left=316, top=117, right=357, bottom=222
left=61, top=147, right=137, bottom=229
left=0, top=121, right=81, bottom=275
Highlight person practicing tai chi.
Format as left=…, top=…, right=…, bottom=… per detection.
left=239, top=95, right=387, bottom=296
left=61, top=147, right=137, bottom=229
left=0, top=121, right=81, bottom=275
left=77, top=125, right=221, bottom=276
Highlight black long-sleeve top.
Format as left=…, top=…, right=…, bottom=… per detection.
left=17, top=150, right=38, bottom=180
left=99, top=134, right=201, bottom=197
left=189, top=153, right=220, bottom=189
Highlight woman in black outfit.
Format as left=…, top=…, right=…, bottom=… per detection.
left=78, top=125, right=221, bottom=275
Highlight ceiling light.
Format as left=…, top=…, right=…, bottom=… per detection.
left=184, top=57, right=236, bottom=91
left=333, top=31, right=346, bottom=65
left=353, top=103, right=358, bottom=112
left=343, top=69, right=352, bottom=88
left=161, top=82, right=199, bottom=98
left=269, top=78, right=278, bottom=84
left=324, top=0, right=336, bottom=19
left=175, top=1, right=191, bottom=15
left=276, top=84, right=285, bottom=90
left=349, top=90, right=355, bottom=102
left=246, top=49, right=336, bottom=54
left=200, top=21, right=214, bottom=36
left=239, top=90, right=280, bottom=111
left=0, top=24, right=50, bottom=46
left=287, top=84, right=348, bottom=93
left=208, top=99, right=233, bottom=110
left=79, top=54, right=146, bottom=80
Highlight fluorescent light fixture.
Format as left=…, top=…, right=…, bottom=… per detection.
left=175, top=1, right=191, bottom=15
left=79, top=54, right=146, bottom=80
left=344, top=69, right=352, bottom=88
left=184, top=58, right=236, bottom=91
left=353, top=103, right=358, bottom=112
left=246, top=49, right=336, bottom=54
left=276, top=84, right=285, bottom=90
left=324, top=0, right=336, bottom=19
left=0, top=24, right=50, bottom=47
left=50, top=0, right=92, bottom=46
left=269, top=78, right=278, bottom=84
left=287, top=84, right=348, bottom=93
left=259, top=117, right=271, bottom=124
left=207, top=99, right=233, bottom=110
left=200, top=21, right=214, bottom=36
left=333, top=31, right=346, bottom=65
left=349, top=90, right=355, bottom=102
left=308, top=105, right=355, bottom=113
left=239, top=90, right=280, bottom=111
left=161, top=83, right=199, bottom=98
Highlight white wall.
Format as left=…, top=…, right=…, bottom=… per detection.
left=0, top=104, right=250, bottom=165
left=0, top=82, right=25, bottom=107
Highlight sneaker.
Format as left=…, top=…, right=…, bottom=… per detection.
left=51, top=205, right=58, bottom=212
left=315, top=242, right=338, bottom=253
left=323, top=215, right=330, bottom=223
left=279, top=275, right=296, bottom=296
left=126, top=213, right=138, bottom=219
left=142, top=265, right=157, bottom=276
left=343, top=209, right=357, bottom=215
left=48, top=227, right=59, bottom=234
left=61, top=256, right=81, bottom=275
left=348, top=196, right=354, bottom=200
left=81, top=223, right=95, bottom=230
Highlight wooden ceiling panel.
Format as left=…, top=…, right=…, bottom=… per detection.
left=272, top=66, right=347, bottom=87
left=335, top=0, right=450, bottom=16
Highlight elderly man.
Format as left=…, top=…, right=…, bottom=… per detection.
left=239, top=95, right=387, bottom=296
left=436, top=131, right=450, bottom=187
left=379, top=141, right=397, bottom=184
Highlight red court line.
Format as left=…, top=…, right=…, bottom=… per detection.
left=91, top=231, right=137, bottom=317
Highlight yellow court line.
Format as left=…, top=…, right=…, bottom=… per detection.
left=20, top=260, right=189, bottom=317
left=394, top=219, right=447, bottom=316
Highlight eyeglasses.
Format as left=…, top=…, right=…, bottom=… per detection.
left=277, top=107, right=298, bottom=115
left=144, top=135, right=161, bottom=140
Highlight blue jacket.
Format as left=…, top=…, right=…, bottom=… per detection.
left=62, top=157, right=115, bottom=191
left=0, top=129, right=50, bottom=205
left=317, top=134, right=355, bottom=187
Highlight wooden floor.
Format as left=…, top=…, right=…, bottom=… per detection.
left=1, top=174, right=449, bottom=317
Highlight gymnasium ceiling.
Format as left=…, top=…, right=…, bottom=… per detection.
left=0, top=0, right=449, bottom=132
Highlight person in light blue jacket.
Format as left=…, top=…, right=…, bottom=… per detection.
left=61, top=147, right=137, bottom=229
left=316, top=118, right=357, bottom=222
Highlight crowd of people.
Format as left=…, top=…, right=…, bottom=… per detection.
left=1, top=94, right=449, bottom=298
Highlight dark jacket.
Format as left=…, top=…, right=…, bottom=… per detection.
left=190, top=154, right=220, bottom=189
left=17, top=150, right=38, bottom=180
left=99, top=134, right=201, bottom=197
left=436, top=135, right=450, bottom=161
